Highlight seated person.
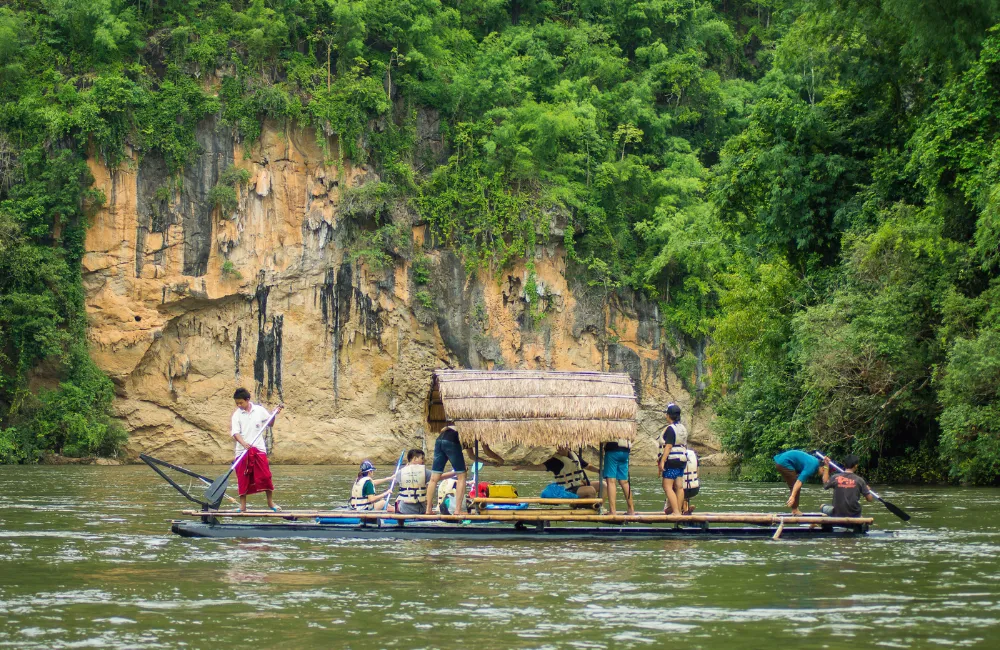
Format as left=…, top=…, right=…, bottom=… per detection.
left=511, top=447, right=598, bottom=499
left=436, top=477, right=473, bottom=515
left=348, top=460, right=393, bottom=511
left=395, top=448, right=457, bottom=515
left=820, top=454, right=874, bottom=517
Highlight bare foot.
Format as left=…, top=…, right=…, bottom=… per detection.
left=791, top=509, right=803, bottom=516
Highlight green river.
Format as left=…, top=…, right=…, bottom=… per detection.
left=1, top=464, right=998, bottom=649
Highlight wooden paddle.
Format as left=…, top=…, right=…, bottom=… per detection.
left=814, top=451, right=911, bottom=521
left=205, top=406, right=281, bottom=507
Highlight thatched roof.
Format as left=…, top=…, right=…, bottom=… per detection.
left=426, top=370, right=637, bottom=448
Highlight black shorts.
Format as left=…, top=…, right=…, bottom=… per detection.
left=684, top=486, right=699, bottom=500
left=431, top=437, right=467, bottom=473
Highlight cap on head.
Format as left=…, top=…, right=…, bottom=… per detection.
left=665, top=403, right=682, bottom=420
left=359, top=460, right=376, bottom=474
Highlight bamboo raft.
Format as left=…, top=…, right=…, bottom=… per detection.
left=144, top=371, right=894, bottom=542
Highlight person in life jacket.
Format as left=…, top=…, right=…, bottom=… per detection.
left=348, top=460, right=394, bottom=511
left=436, top=477, right=474, bottom=515
left=394, top=448, right=458, bottom=515
left=681, top=447, right=700, bottom=515
left=511, top=447, right=599, bottom=500
left=658, top=402, right=689, bottom=515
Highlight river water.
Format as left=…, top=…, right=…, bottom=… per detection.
left=0, top=464, right=998, bottom=649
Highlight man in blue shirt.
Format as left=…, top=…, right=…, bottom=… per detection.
left=773, top=449, right=820, bottom=515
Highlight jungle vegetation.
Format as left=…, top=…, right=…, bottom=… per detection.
left=1, top=0, right=999, bottom=483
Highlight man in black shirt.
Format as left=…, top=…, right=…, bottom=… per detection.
left=819, top=454, right=873, bottom=517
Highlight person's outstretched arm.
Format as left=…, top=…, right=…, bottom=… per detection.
left=512, top=464, right=547, bottom=471
left=787, top=480, right=803, bottom=508
left=480, top=443, right=505, bottom=465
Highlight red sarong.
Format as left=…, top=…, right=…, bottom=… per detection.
left=236, top=448, right=274, bottom=496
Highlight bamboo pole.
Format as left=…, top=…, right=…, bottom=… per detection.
left=180, top=509, right=873, bottom=526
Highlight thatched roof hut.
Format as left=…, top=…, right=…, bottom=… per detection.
left=426, top=370, right=637, bottom=448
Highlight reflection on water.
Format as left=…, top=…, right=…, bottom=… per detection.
left=1, top=465, right=999, bottom=649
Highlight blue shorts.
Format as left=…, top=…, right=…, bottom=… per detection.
left=541, top=483, right=579, bottom=499
left=662, top=468, right=683, bottom=480
left=602, top=449, right=630, bottom=480
left=431, top=437, right=467, bottom=473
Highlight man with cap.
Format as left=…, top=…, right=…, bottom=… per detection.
left=773, top=449, right=821, bottom=515
left=348, top=460, right=394, bottom=511
left=658, top=402, right=689, bottom=515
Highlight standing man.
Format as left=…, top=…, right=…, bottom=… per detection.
left=773, top=449, right=821, bottom=515
left=602, top=440, right=635, bottom=516
left=511, top=447, right=599, bottom=499
left=819, top=454, right=874, bottom=517
left=425, top=424, right=468, bottom=515
left=231, top=387, right=283, bottom=512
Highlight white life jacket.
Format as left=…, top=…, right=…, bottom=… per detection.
left=397, top=464, right=428, bottom=504
left=349, top=476, right=374, bottom=510
left=684, top=448, right=700, bottom=490
left=659, top=423, right=689, bottom=468
left=551, top=453, right=587, bottom=490
left=437, top=477, right=457, bottom=506
left=615, top=439, right=632, bottom=449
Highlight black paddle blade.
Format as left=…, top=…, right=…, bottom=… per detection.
left=204, top=469, right=234, bottom=508
left=879, top=497, right=911, bottom=522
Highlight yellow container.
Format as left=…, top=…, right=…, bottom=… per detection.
left=488, top=484, right=519, bottom=498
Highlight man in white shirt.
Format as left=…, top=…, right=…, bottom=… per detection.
left=231, top=387, right=283, bottom=512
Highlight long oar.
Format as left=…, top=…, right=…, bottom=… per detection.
left=813, top=451, right=911, bottom=521
left=382, top=450, right=406, bottom=512
left=205, top=406, right=281, bottom=506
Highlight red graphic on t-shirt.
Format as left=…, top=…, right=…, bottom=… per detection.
left=835, top=475, right=857, bottom=488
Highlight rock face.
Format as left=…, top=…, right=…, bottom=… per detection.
left=82, top=118, right=718, bottom=465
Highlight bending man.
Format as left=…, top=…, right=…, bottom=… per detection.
left=230, top=387, right=283, bottom=512
left=425, top=424, right=503, bottom=515
left=773, top=449, right=821, bottom=515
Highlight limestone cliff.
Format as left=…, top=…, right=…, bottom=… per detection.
left=82, top=118, right=718, bottom=465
